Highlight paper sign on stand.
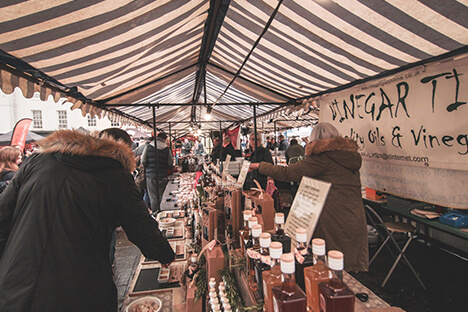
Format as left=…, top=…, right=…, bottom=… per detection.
left=285, top=176, right=331, bottom=248
left=222, top=154, right=232, bottom=185
left=237, top=160, right=251, bottom=188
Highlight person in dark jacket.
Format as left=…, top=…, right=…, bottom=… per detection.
left=0, top=129, right=175, bottom=312
left=278, top=134, right=288, bottom=151
left=210, top=137, right=222, bottom=162
left=285, top=138, right=305, bottom=164
left=249, top=123, right=368, bottom=272
left=221, top=136, right=236, bottom=161
left=142, top=132, right=173, bottom=212
left=245, top=132, right=273, bottom=190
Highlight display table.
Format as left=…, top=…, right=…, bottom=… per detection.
left=363, top=198, right=468, bottom=254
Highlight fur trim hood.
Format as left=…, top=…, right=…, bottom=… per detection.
left=305, top=137, right=359, bottom=156
left=38, top=130, right=136, bottom=172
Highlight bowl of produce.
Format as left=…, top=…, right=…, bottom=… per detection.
left=125, top=296, right=161, bottom=312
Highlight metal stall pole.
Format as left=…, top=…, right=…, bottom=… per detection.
left=168, top=122, right=172, bottom=149
left=253, top=104, right=258, bottom=183
left=152, top=106, right=161, bottom=212
left=168, top=122, right=174, bottom=167
left=274, top=120, right=277, bottom=164
left=219, top=121, right=223, bottom=172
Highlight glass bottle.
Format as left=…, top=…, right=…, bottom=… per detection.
left=254, top=232, right=271, bottom=295
left=240, top=210, right=253, bottom=255
left=262, top=241, right=283, bottom=312
left=209, top=277, right=216, bottom=290
left=271, top=253, right=307, bottom=312
left=186, top=253, right=199, bottom=280
left=275, top=212, right=285, bottom=236
left=294, top=228, right=314, bottom=292
left=248, top=224, right=262, bottom=291
left=318, top=250, right=355, bottom=312
left=244, top=216, right=258, bottom=262
left=304, top=238, right=331, bottom=312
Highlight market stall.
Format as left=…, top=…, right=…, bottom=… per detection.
left=120, top=161, right=401, bottom=312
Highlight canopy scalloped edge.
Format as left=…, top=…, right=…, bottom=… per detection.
left=0, top=68, right=139, bottom=126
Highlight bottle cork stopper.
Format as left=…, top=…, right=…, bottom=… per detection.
left=328, top=250, right=344, bottom=270
left=312, top=238, right=326, bottom=255
left=260, top=232, right=271, bottom=247
left=312, top=238, right=325, bottom=246
left=296, top=227, right=307, bottom=234
left=270, top=242, right=283, bottom=250
left=275, top=213, right=285, bottom=224
left=328, top=250, right=343, bottom=259
left=280, top=252, right=294, bottom=263
left=252, top=224, right=262, bottom=237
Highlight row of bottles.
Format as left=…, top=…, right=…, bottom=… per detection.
left=208, top=278, right=232, bottom=312
left=220, top=206, right=355, bottom=312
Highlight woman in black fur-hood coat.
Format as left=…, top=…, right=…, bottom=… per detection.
left=0, top=130, right=175, bottom=312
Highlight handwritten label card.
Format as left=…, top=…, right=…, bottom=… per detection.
left=237, top=160, right=251, bottom=188
left=285, top=176, right=331, bottom=248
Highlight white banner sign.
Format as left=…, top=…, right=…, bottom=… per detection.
left=319, top=54, right=468, bottom=208
left=285, top=176, right=331, bottom=248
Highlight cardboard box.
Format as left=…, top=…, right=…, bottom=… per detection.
left=206, top=245, right=226, bottom=285
left=186, top=285, right=202, bottom=312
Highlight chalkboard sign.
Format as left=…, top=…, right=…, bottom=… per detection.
left=132, top=268, right=180, bottom=293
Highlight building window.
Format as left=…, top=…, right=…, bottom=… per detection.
left=57, top=110, right=68, bottom=129
left=32, top=110, right=43, bottom=129
left=110, top=119, right=120, bottom=127
left=87, top=115, right=97, bottom=127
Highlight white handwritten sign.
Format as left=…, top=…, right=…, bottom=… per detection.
left=285, top=176, right=331, bottom=248
left=237, top=160, right=251, bottom=188
left=320, top=54, right=468, bottom=208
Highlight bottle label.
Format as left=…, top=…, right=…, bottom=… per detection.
left=247, top=249, right=260, bottom=260
left=260, top=255, right=271, bottom=266
left=294, top=249, right=305, bottom=264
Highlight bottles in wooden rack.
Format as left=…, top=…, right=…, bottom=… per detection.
left=271, top=253, right=307, bottom=312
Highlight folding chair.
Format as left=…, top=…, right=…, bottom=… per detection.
left=364, top=205, right=426, bottom=290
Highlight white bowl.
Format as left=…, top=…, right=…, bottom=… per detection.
left=159, top=217, right=176, bottom=228
left=125, top=296, right=162, bottom=312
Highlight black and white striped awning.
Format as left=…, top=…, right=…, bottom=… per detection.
left=0, top=0, right=467, bottom=131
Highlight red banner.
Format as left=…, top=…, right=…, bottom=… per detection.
left=11, top=118, right=32, bottom=151
left=227, top=126, right=240, bottom=150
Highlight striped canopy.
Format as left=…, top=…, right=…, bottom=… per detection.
left=0, top=0, right=467, bottom=133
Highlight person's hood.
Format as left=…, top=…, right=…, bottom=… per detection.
left=305, top=137, right=361, bottom=171
left=149, top=139, right=168, bottom=150
left=38, top=130, right=135, bottom=172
